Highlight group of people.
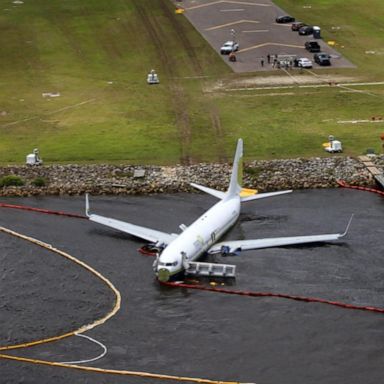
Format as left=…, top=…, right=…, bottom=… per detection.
left=227, top=51, right=297, bottom=69
left=259, top=54, right=296, bottom=69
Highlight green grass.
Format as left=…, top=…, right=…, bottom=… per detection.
left=214, top=85, right=384, bottom=158
left=1, top=0, right=384, bottom=164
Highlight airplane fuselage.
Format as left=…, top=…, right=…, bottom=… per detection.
left=156, top=195, right=241, bottom=281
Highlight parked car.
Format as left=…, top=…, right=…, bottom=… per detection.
left=220, top=41, right=239, bottom=55
left=314, top=53, right=331, bottom=66
left=275, top=15, right=295, bottom=23
left=298, top=26, right=314, bottom=35
left=297, top=58, right=313, bottom=68
left=291, top=21, right=306, bottom=31
left=305, top=41, right=321, bottom=52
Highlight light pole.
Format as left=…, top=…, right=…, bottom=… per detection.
left=230, top=28, right=236, bottom=42
left=230, top=28, right=236, bottom=55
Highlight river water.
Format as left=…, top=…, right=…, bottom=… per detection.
left=0, top=189, right=383, bottom=384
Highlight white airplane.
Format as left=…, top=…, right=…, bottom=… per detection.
left=86, top=139, right=351, bottom=282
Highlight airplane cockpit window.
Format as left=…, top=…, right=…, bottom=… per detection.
left=158, top=261, right=178, bottom=267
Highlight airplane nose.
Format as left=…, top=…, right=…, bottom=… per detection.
left=157, top=268, right=171, bottom=282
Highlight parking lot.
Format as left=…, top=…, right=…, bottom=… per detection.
left=176, top=0, right=355, bottom=72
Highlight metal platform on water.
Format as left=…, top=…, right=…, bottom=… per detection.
left=375, top=174, right=384, bottom=188
left=185, top=261, right=236, bottom=278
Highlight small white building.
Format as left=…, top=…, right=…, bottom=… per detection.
left=147, top=69, right=159, bottom=84
left=323, top=135, right=343, bottom=153
left=26, top=148, right=43, bottom=165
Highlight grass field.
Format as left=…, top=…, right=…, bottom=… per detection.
left=1, top=0, right=384, bottom=164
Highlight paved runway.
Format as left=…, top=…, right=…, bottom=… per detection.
left=0, top=189, right=383, bottom=383
left=176, top=0, right=355, bottom=72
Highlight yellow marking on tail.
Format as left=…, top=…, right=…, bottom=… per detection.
left=240, top=188, right=258, bottom=197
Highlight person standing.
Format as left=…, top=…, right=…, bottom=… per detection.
left=267, top=54, right=270, bottom=64
left=261, top=58, right=264, bottom=67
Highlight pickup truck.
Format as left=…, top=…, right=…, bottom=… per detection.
left=220, top=41, right=239, bottom=55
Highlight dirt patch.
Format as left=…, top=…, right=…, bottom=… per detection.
left=160, top=0, right=204, bottom=76
left=132, top=0, right=232, bottom=164
left=204, top=73, right=362, bottom=92
left=132, top=0, right=193, bottom=163
left=209, top=105, right=229, bottom=162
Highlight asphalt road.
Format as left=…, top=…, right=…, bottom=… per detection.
left=0, top=189, right=383, bottom=384
left=176, top=0, right=355, bottom=72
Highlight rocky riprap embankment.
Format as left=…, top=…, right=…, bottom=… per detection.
left=0, top=156, right=383, bottom=197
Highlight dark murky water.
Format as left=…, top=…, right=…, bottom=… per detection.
left=0, top=189, right=383, bottom=384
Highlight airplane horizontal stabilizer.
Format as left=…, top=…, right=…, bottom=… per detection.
left=208, top=233, right=344, bottom=254
left=241, top=190, right=292, bottom=202
left=190, top=183, right=226, bottom=199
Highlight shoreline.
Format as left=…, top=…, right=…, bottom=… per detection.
left=0, top=156, right=383, bottom=197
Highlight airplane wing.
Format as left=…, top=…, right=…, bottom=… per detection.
left=208, top=216, right=353, bottom=255
left=86, top=194, right=177, bottom=245
left=88, top=214, right=177, bottom=245
left=208, top=233, right=345, bottom=255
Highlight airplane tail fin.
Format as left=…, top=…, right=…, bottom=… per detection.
left=190, top=138, right=243, bottom=200
left=227, top=138, right=243, bottom=197
left=85, top=193, right=90, bottom=217
left=191, top=139, right=292, bottom=201
left=227, top=139, right=292, bottom=202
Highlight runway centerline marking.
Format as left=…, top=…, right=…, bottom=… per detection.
left=186, top=0, right=271, bottom=11
left=205, top=19, right=260, bottom=31
left=242, top=29, right=269, bottom=33
left=238, top=42, right=304, bottom=53
left=273, top=23, right=294, bottom=27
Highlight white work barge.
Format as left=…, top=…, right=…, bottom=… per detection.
left=185, top=261, right=236, bottom=278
